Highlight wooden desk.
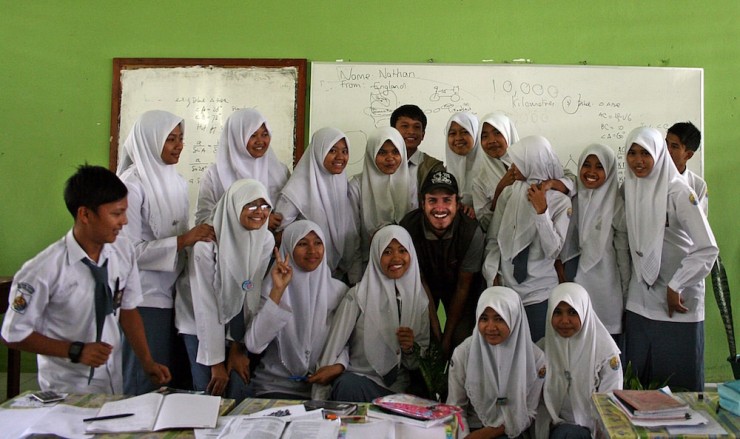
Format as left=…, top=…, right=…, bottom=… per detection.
left=1, top=391, right=235, bottom=438
left=592, top=392, right=740, bottom=438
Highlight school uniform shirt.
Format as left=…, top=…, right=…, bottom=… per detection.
left=189, top=180, right=275, bottom=365
left=1, top=231, right=143, bottom=394
left=246, top=221, right=348, bottom=397
left=407, top=148, right=445, bottom=210
left=623, top=127, right=718, bottom=323
left=542, top=283, right=622, bottom=433
left=194, top=108, right=289, bottom=225
left=560, top=144, right=631, bottom=333
left=447, top=287, right=546, bottom=436
left=316, top=226, right=430, bottom=393
left=681, top=168, right=708, bottom=216
left=275, top=128, right=361, bottom=283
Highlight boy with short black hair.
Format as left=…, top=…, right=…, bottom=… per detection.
left=666, top=121, right=707, bottom=215
left=391, top=104, right=445, bottom=208
left=1, top=165, right=171, bottom=394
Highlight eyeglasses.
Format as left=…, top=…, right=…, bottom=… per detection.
left=245, top=204, right=271, bottom=212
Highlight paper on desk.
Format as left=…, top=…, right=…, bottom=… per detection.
left=244, top=404, right=323, bottom=422
left=19, top=404, right=98, bottom=438
left=666, top=410, right=728, bottom=436
left=342, top=418, right=395, bottom=439
left=195, top=415, right=235, bottom=439
left=0, top=407, right=47, bottom=439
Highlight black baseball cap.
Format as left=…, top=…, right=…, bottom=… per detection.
left=421, top=171, right=459, bottom=195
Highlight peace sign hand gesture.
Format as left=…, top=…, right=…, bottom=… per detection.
left=268, top=247, right=293, bottom=304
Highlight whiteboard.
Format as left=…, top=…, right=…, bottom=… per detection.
left=112, top=60, right=306, bottom=221
left=309, top=62, right=703, bottom=181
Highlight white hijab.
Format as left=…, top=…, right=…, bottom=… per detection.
left=356, top=225, right=429, bottom=377
left=466, top=287, right=539, bottom=437
left=212, top=179, right=274, bottom=324
left=623, top=127, right=680, bottom=286
left=574, top=144, right=619, bottom=272
left=543, top=282, right=620, bottom=430
left=117, top=110, right=189, bottom=239
left=444, top=112, right=480, bottom=200
left=214, top=108, right=288, bottom=202
left=279, top=127, right=359, bottom=271
left=262, top=220, right=348, bottom=376
left=498, top=135, right=564, bottom=261
left=473, top=112, right=520, bottom=191
left=359, top=127, right=412, bottom=236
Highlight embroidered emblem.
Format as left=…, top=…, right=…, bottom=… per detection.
left=430, top=171, right=453, bottom=186
left=689, top=193, right=698, bottom=206
left=610, top=356, right=620, bottom=371
left=241, top=280, right=253, bottom=291
left=11, top=294, right=28, bottom=313
left=538, top=366, right=547, bottom=379
left=567, top=207, right=573, bottom=217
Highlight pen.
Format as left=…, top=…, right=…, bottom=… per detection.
left=83, top=413, right=134, bottom=422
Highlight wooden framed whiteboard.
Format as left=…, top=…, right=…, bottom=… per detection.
left=309, top=62, right=703, bottom=181
left=110, top=58, right=307, bottom=218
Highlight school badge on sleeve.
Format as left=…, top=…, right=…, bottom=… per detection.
left=538, top=366, right=547, bottom=379
left=11, top=282, right=35, bottom=314
left=609, top=356, right=620, bottom=371
left=689, top=193, right=698, bottom=206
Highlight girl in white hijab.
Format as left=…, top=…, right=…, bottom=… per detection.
left=188, top=179, right=274, bottom=399
left=482, top=135, right=572, bottom=342
left=541, top=282, right=621, bottom=439
left=444, top=112, right=480, bottom=207
left=447, top=286, right=545, bottom=437
left=117, top=110, right=215, bottom=394
left=471, top=112, right=521, bottom=231
left=313, top=225, right=430, bottom=402
left=245, top=220, right=348, bottom=399
left=559, top=144, right=630, bottom=338
left=348, top=127, right=414, bottom=260
left=275, top=127, right=361, bottom=283
left=622, top=126, right=717, bottom=392
left=195, top=108, right=289, bottom=229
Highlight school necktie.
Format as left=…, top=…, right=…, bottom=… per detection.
left=512, top=246, right=530, bottom=284
left=81, top=258, right=114, bottom=384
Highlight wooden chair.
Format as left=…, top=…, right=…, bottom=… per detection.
left=0, top=276, right=21, bottom=399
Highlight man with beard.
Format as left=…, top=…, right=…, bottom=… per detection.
left=400, top=171, right=485, bottom=358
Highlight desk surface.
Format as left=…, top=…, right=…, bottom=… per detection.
left=592, top=392, right=740, bottom=438
left=1, top=391, right=235, bottom=438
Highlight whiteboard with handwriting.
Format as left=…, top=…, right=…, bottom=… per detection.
left=309, top=62, right=703, bottom=180
left=116, top=65, right=300, bottom=219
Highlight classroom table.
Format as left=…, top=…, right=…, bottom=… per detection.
left=0, top=390, right=235, bottom=438
left=591, top=392, right=740, bottom=438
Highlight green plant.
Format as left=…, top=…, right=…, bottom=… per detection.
left=416, top=340, right=448, bottom=401
left=623, top=361, right=673, bottom=390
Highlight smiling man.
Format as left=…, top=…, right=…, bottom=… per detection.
left=400, top=171, right=484, bottom=358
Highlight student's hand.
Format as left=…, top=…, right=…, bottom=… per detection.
left=227, top=343, right=251, bottom=384
left=79, top=342, right=113, bottom=367
left=178, top=224, right=216, bottom=251
left=268, top=212, right=283, bottom=232
left=207, top=363, right=229, bottom=396
left=307, top=364, right=345, bottom=385
left=460, top=203, right=476, bottom=219
left=397, top=327, right=415, bottom=354
left=493, top=274, right=501, bottom=287
left=496, top=166, right=520, bottom=193
left=527, top=183, right=548, bottom=214
left=667, top=287, right=688, bottom=317
left=144, top=361, right=171, bottom=386
left=269, top=247, right=293, bottom=304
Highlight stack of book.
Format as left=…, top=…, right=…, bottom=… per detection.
left=612, top=389, right=690, bottom=421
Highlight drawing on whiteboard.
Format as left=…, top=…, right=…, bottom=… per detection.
left=364, top=89, right=398, bottom=127
left=430, top=85, right=461, bottom=102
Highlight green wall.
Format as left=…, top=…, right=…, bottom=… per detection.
left=1, top=1, right=738, bottom=381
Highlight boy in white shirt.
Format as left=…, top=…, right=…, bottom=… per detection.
left=1, top=165, right=170, bottom=393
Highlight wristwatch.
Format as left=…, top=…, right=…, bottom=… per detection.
left=68, top=341, right=84, bottom=363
